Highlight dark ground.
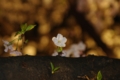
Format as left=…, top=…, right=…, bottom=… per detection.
left=0, top=55, right=120, bottom=80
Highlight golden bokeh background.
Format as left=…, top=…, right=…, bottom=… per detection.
left=0, top=0, right=120, bottom=58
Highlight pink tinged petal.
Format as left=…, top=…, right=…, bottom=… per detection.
left=2, top=40, right=9, bottom=45
left=10, top=51, right=22, bottom=56
left=15, top=51, right=22, bottom=56
left=65, top=49, right=73, bottom=57
left=73, top=51, right=80, bottom=57
left=61, top=53, right=66, bottom=57
left=4, top=48, right=8, bottom=52
left=8, top=45, right=13, bottom=51
left=2, top=40, right=13, bottom=52
left=82, top=54, right=86, bottom=57
left=3, top=43, right=9, bottom=48
left=61, top=51, right=67, bottom=57
left=78, top=42, right=86, bottom=51
left=10, top=51, right=15, bottom=55
left=4, top=45, right=9, bottom=52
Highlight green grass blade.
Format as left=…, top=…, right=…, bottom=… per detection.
left=97, top=71, right=102, bottom=80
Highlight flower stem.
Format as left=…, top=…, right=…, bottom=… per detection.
left=16, top=39, right=19, bottom=51
left=57, top=47, right=63, bottom=56
left=21, top=35, right=25, bottom=51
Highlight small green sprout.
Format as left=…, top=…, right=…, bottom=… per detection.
left=15, top=23, right=35, bottom=36
left=50, top=62, right=60, bottom=74
left=15, top=23, right=35, bottom=51
left=97, top=71, right=102, bottom=80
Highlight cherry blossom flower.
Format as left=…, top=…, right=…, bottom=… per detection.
left=52, top=34, right=86, bottom=57
left=10, top=50, right=22, bottom=56
left=70, top=42, right=86, bottom=52
left=78, top=42, right=86, bottom=51
left=52, top=33, right=67, bottom=47
left=52, top=41, right=86, bottom=57
left=67, top=41, right=86, bottom=57
left=2, top=40, right=13, bottom=52
left=2, top=40, right=22, bottom=56
left=65, top=49, right=80, bottom=57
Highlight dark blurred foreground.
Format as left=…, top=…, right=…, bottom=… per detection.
left=0, top=55, right=120, bottom=80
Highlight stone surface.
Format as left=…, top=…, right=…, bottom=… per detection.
left=0, top=55, right=120, bottom=80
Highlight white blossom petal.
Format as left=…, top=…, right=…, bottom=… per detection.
left=52, top=37, right=56, bottom=42
left=62, top=37, right=67, bottom=43
left=57, top=34, right=63, bottom=40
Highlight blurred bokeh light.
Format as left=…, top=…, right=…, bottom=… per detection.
left=0, top=0, right=120, bottom=58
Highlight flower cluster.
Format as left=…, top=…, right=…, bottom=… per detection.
left=63, top=41, right=86, bottom=57
left=52, top=41, right=86, bottom=57
left=2, top=40, right=22, bottom=56
left=2, top=23, right=35, bottom=56
left=52, top=33, right=86, bottom=57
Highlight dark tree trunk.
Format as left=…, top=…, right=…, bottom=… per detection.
left=0, top=55, right=120, bottom=80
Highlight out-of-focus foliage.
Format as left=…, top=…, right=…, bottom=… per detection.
left=0, top=0, right=120, bottom=58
